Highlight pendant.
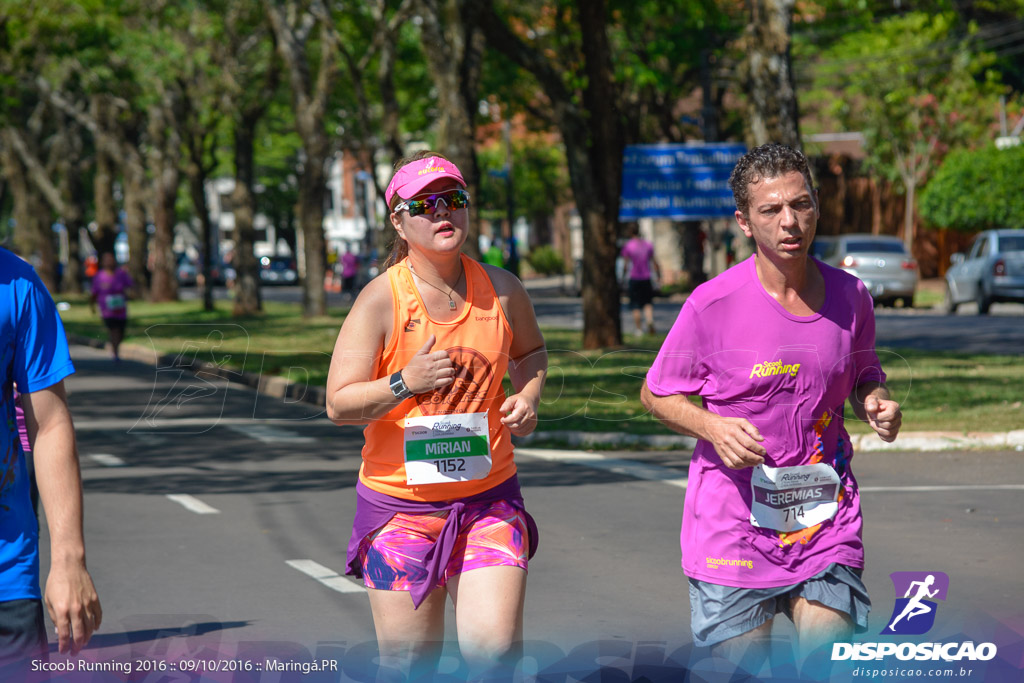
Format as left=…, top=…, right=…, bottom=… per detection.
left=448, top=299, right=457, bottom=310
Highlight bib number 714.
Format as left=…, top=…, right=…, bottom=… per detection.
left=783, top=506, right=806, bottom=523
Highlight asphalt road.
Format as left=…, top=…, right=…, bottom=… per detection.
left=27, top=344, right=1024, bottom=681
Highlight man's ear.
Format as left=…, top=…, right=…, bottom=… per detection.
left=735, top=209, right=753, bottom=238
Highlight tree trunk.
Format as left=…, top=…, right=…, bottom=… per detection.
left=90, top=96, right=119, bottom=254
left=123, top=161, right=149, bottom=293
left=576, top=0, right=623, bottom=348
left=681, top=222, right=707, bottom=286
left=265, top=0, right=335, bottom=317
left=57, top=166, right=85, bottom=295
left=147, top=103, right=181, bottom=302
left=187, top=169, right=216, bottom=311
left=231, top=116, right=262, bottom=315
left=741, top=0, right=801, bottom=149
left=30, top=190, right=58, bottom=292
left=1, top=144, right=32, bottom=258
left=903, top=180, right=916, bottom=254
left=298, top=156, right=327, bottom=316
left=476, top=0, right=622, bottom=348
left=417, top=0, right=485, bottom=260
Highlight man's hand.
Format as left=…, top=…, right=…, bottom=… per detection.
left=45, top=558, right=102, bottom=655
left=500, top=393, right=539, bottom=436
left=705, top=416, right=767, bottom=469
left=864, top=395, right=901, bottom=442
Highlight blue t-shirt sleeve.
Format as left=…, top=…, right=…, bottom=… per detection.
left=13, top=268, right=75, bottom=393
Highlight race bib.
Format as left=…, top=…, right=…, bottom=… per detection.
left=749, top=463, right=841, bottom=532
left=104, top=294, right=126, bottom=310
left=404, top=411, right=491, bottom=485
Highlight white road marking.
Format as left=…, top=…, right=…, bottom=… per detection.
left=166, top=494, right=221, bottom=514
left=227, top=424, right=316, bottom=444
left=286, top=560, right=366, bottom=594
left=516, top=448, right=689, bottom=489
left=89, top=453, right=126, bottom=467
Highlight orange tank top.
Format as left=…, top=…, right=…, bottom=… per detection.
left=360, top=254, right=516, bottom=501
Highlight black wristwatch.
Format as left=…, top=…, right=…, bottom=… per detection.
left=389, top=371, right=415, bottom=400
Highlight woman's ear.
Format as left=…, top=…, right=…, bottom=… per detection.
left=389, top=211, right=405, bottom=240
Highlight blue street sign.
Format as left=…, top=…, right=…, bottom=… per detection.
left=619, top=143, right=747, bottom=221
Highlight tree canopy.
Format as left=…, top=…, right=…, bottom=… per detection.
left=919, top=143, right=1024, bottom=231
left=2, top=0, right=1023, bottom=343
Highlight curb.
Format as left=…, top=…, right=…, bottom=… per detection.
left=69, top=334, right=329, bottom=408
left=71, top=335, right=1024, bottom=454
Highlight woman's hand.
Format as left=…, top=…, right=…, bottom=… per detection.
left=500, top=393, right=539, bottom=436
left=401, top=334, right=455, bottom=394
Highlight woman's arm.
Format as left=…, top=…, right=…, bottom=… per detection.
left=487, top=266, right=547, bottom=436
left=325, top=276, right=455, bottom=425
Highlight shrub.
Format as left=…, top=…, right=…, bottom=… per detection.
left=526, top=245, right=567, bottom=275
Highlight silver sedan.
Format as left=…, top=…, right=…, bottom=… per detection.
left=944, top=229, right=1024, bottom=314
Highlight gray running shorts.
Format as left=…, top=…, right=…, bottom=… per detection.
left=687, top=563, right=871, bottom=648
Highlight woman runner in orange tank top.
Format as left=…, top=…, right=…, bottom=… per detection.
left=327, top=151, right=547, bottom=680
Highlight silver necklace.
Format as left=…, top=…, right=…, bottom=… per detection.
left=409, top=262, right=464, bottom=310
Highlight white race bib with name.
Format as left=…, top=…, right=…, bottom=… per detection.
left=104, top=294, right=126, bottom=310
left=404, top=411, right=491, bottom=485
left=749, top=463, right=841, bottom=532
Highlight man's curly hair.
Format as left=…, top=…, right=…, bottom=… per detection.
left=728, top=143, right=815, bottom=217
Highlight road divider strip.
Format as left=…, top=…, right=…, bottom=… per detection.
left=226, top=424, right=316, bottom=444
left=286, top=559, right=366, bottom=594
left=516, top=448, right=689, bottom=489
left=166, top=494, right=221, bottom=514
left=89, top=453, right=126, bottom=467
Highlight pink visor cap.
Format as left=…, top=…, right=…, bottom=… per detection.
left=385, top=156, right=466, bottom=206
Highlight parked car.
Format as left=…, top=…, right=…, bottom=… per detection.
left=809, top=235, right=835, bottom=260
left=943, top=229, right=1024, bottom=314
left=175, top=253, right=198, bottom=286
left=822, top=234, right=919, bottom=307
left=175, top=253, right=227, bottom=287
left=259, top=255, right=298, bottom=285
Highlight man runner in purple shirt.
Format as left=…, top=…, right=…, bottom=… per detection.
left=642, top=143, right=902, bottom=676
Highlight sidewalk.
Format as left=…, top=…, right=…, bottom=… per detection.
left=70, top=334, right=1024, bottom=454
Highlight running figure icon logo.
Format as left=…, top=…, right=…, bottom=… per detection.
left=881, top=571, right=950, bottom=635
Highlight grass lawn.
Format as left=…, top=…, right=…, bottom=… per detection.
left=58, top=296, right=1022, bottom=436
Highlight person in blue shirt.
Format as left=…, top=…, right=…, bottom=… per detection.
left=1, top=248, right=102, bottom=672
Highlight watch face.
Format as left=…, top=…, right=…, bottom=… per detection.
left=391, top=372, right=411, bottom=398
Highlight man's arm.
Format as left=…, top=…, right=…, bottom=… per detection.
left=640, top=383, right=766, bottom=469
left=849, top=381, right=901, bottom=443
left=20, top=381, right=102, bottom=655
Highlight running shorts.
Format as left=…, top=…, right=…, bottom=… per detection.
left=688, top=563, right=871, bottom=647
left=628, top=279, right=655, bottom=309
left=357, top=499, right=529, bottom=591
left=102, top=317, right=127, bottom=332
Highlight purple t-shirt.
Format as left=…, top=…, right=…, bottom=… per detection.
left=92, top=269, right=133, bottom=319
left=646, top=255, right=885, bottom=588
left=341, top=252, right=358, bottom=278
left=621, top=238, right=654, bottom=281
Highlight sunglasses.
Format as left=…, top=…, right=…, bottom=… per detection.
left=395, top=189, right=471, bottom=217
